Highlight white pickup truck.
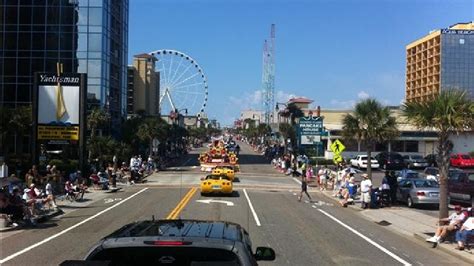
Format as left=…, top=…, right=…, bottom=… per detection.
left=350, top=155, right=380, bottom=169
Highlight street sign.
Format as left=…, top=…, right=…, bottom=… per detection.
left=333, top=154, right=344, bottom=163
left=330, top=139, right=345, bottom=154
left=297, top=116, right=323, bottom=136
left=297, top=116, right=323, bottom=147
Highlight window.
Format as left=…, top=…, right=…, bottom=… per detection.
left=405, top=141, right=418, bottom=152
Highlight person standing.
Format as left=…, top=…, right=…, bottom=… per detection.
left=387, top=170, right=398, bottom=204
left=298, top=174, right=312, bottom=202
left=360, top=174, right=372, bottom=209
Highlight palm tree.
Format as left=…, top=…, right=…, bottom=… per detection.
left=402, top=89, right=474, bottom=219
left=87, top=108, right=110, bottom=162
left=280, top=103, right=304, bottom=155
left=87, top=108, right=110, bottom=139
left=342, top=98, right=398, bottom=179
left=286, top=103, right=304, bottom=125
left=136, top=117, right=169, bottom=156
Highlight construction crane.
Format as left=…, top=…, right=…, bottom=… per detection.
left=261, top=24, right=275, bottom=124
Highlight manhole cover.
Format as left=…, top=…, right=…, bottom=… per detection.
left=376, top=220, right=392, bottom=226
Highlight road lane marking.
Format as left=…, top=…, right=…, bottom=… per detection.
left=292, top=177, right=301, bottom=185
left=243, top=189, right=261, bottom=226
left=0, top=188, right=148, bottom=264
left=166, top=187, right=197, bottom=220
left=317, top=209, right=411, bottom=266
left=196, top=199, right=234, bottom=206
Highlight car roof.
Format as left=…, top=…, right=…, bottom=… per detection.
left=105, top=219, right=243, bottom=241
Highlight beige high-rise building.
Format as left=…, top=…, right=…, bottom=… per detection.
left=127, top=53, right=160, bottom=116
left=406, top=22, right=474, bottom=103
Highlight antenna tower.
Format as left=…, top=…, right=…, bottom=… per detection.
left=261, top=24, right=275, bottom=124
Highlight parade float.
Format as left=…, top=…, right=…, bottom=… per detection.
left=199, top=138, right=239, bottom=172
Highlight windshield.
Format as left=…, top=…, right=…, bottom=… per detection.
left=461, top=155, right=471, bottom=159
left=406, top=172, right=419, bottom=179
left=413, top=180, right=439, bottom=188
left=206, top=175, right=230, bottom=181
left=411, top=155, right=423, bottom=160
left=425, top=168, right=438, bottom=175
left=88, top=247, right=240, bottom=265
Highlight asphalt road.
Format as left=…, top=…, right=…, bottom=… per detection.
left=0, top=142, right=469, bottom=265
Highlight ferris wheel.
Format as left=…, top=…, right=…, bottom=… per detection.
left=149, top=49, right=208, bottom=119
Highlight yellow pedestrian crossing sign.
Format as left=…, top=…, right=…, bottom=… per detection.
left=333, top=154, right=344, bottom=163
left=330, top=139, right=345, bottom=154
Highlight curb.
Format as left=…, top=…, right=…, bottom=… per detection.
left=413, top=233, right=474, bottom=264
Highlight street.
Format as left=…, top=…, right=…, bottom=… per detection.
left=0, top=142, right=469, bottom=265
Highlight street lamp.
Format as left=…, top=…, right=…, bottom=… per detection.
left=173, top=108, right=188, bottom=126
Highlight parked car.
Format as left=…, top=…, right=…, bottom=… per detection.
left=396, top=169, right=421, bottom=182
left=450, top=153, right=474, bottom=168
left=448, top=170, right=474, bottom=206
left=350, top=155, right=379, bottom=169
left=396, top=178, right=440, bottom=208
left=423, top=167, right=439, bottom=182
left=375, top=152, right=405, bottom=170
left=424, top=154, right=439, bottom=167
left=403, top=154, right=429, bottom=169
left=71, top=219, right=276, bottom=265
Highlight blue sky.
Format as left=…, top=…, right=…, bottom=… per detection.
left=129, top=0, right=474, bottom=125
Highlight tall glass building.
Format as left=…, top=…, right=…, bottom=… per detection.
left=406, top=22, right=474, bottom=103
left=0, top=0, right=128, bottom=153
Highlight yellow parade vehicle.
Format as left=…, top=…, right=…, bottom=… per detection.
left=199, top=138, right=239, bottom=172
left=212, top=164, right=236, bottom=181
left=200, top=174, right=233, bottom=195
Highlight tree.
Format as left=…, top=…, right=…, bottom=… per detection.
left=0, top=105, right=32, bottom=157
left=278, top=122, right=296, bottom=151
left=342, top=99, right=398, bottom=178
left=136, top=117, right=169, bottom=156
left=279, top=103, right=304, bottom=155
left=87, top=108, right=110, bottom=162
left=402, top=89, right=474, bottom=219
left=87, top=108, right=110, bottom=139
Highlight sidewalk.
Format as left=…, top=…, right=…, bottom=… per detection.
left=0, top=187, right=117, bottom=235
left=317, top=187, right=474, bottom=263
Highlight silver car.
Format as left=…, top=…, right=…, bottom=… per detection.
left=396, top=178, right=439, bottom=208
left=403, top=154, right=429, bottom=169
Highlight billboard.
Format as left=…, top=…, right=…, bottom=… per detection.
left=297, top=116, right=323, bottom=146
left=35, top=73, right=83, bottom=142
left=33, top=72, right=87, bottom=169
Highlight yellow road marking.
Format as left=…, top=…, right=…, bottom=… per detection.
left=166, top=187, right=198, bottom=220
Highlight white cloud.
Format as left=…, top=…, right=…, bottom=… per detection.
left=357, top=91, right=370, bottom=99
left=275, top=90, right=297, bottom=103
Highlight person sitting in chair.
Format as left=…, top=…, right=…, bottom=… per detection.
left=426, top=205, right=466, bottom=244
left=455, top=214, right=474, bottom=250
